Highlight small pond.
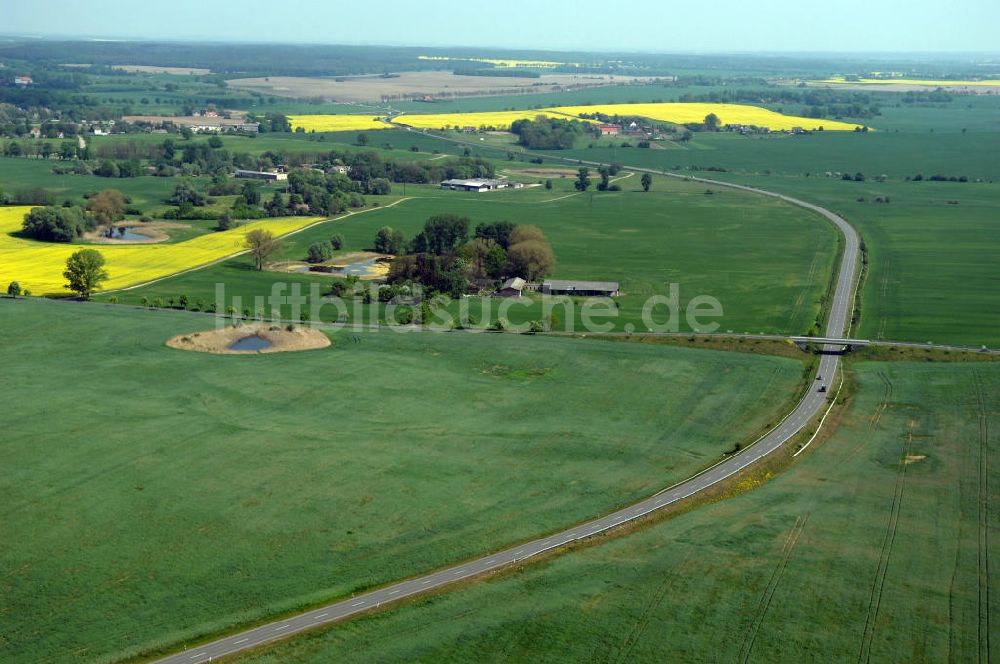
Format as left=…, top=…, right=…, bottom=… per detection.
left=227, top=335, right=272, bottom=351
left=105, top=227, right=150, bottom=241
left=332, top=258, right=383, bottom=277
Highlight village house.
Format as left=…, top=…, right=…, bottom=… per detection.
left=497, top=277, right=526, bottom=297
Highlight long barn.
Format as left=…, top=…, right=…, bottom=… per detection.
left=541, top=279, right=619, bottom=297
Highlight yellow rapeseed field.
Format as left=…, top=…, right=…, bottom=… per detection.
left=392, top=110, right=595, bottom=130
left=546, top=103, right=865, bottom=131
left=0, top=207, right=324, bottom=296
left=815, top=77, right=1000, bottom=88
left=391, top=103, right=865, bottom=131
left=288, top=115, right=392, bottom=132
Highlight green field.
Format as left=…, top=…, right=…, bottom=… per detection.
left=697, top=174, right=1000, bottom=348
left=228, top=359, right=1000, bottom=663
left=102, top=175, right=838, bottom=336
left=0, top=297, right=805, bottom=662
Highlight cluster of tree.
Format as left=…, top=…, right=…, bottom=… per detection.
left=21, top=205, right=96, bottom=242
left=901, top=90, right=953, bottom=104
left=509, top=116, right=587, bottom=150
left=909, top=173, right=969, bottom=182
left=286, top=168, right=366, bottom=216
left=675, top=88, right=882, bottom=120
left=385, top=216, right=556, bottom=297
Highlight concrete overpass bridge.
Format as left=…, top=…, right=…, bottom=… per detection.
left=788, top=336, right=872, bottom=353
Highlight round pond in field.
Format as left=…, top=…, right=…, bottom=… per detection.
left=166, top=324, right=331, bottom=354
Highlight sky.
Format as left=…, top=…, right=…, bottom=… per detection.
left=3, top=0, right=999, bottom=53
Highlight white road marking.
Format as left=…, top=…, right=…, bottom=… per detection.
left=234, top=638, right=248, bottom=645
left=388, top=589, right=399, bottom=595
left=316, top=612, right=328, bottom=619
left=421, top=579, right=433, bottom=585
left=351, top=601, right=364, bottom=607
left=275, top=624, right=289, bottom=631
left=191, top=654, right=207, bottom=660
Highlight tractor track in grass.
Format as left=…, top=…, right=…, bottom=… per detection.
left=973, top=369, right=992, bottom=663
left=857, top=372, right=909, bottom=664
left=738, top=514, right=810, bottom=663
left=606, top=556, right=691, bottom=664
left=785, top=232, right=824, bottom=333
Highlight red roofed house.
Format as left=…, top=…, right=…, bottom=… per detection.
left=597, top=124, right=620, bottom=136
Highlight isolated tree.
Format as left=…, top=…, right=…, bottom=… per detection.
left=7, top=281, right=21, bottom=297
left=244, top=229, right=280, bottom=271
left=598, top=166, right=610, bottom=191
left=330, top=234, right=345, bottom=250
left=507, top=241, right=555, bottom=281
left=374, top=226, right=406, bottom=254
left=63, top=249, right=109, bottom=299
left=474, top=221, right=517, bottom=249
left=641, top=173, right=653, bottom=192
left=574, top=167, right=591, bottom=191
left=86, top=189, right=127, bottom=225
left=508, top=225, right=546, bottom=246
left=410, top=215, right=468, bottom=255
left=207, top=135, right=224, bottom=149
left=241, top=180, right=261, bottom=206
left=58, top=141, right=77, bottom=161
left=704, top=113, right=721, bottom=131
left=505, top=225, right=555, bottom=280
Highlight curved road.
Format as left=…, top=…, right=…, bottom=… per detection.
left=153, top=146, right=860, bottom=664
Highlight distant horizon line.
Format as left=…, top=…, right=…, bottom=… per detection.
left=2, top=33, right=999, bottom=59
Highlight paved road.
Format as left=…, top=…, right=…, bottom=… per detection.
left=154, top=145, right=860, bottom=664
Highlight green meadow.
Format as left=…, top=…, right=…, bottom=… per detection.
left=705, top=174, right=1000, bottom=348
left=0, top=297, right=804, bottom=662
left=230, top=359, right=1000, bottom=663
